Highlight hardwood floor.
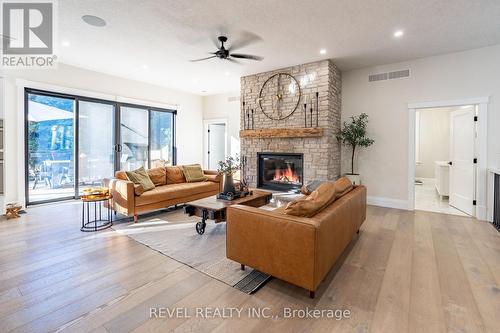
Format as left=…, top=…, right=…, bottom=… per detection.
left=0, top=201, right=498, bottom=332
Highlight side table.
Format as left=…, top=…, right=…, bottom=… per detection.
left=81, top=195, right=113, bottom=232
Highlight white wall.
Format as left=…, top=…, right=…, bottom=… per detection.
left=202, top=92, right=241, bottom=163
left=416, top=108, right=451, bottom=178
left=341, top=44, right=500, bottom=209
left=2, top=63, right=203, bottom=207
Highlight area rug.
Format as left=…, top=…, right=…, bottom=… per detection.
left=112, top=208, right=271, bottom=293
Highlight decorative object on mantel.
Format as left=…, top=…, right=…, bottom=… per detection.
left=310, top=104, right=313, bottom=127
left=303, top=103, right=307, bottom=127
left=259, top=72, right=302, bottom=120
left=336, top=113, right=375, bottom=185
left=316, top=91, right=319, bottom=127
left=242, top=100, right=246, bottom=130
left=251, top=109, right=255, bottom=130
left=5, top=202, right=22, bottom=219
left=240, top=127, right=323, bottom=138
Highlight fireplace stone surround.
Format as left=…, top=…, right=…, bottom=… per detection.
left=240, top=59, right=341, bottom=189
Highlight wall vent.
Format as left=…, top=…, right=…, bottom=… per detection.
left=227, top=96, right=240, bottom=102
left=369, top=69, right=410, bottom=82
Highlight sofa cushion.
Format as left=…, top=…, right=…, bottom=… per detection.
left=335, top=177, right=353, bottom=198
left=115, top=171, right=128, bottom=180
left=147, top=167, right=167, bottom=186
left=134, top=184, right=145, bottom=196
left=166, top=166, right=186, bottom=184
left=135, top=182, right=219, bottom=206
left=182, top=164, right=208, bottom=182
left=284, top=182, right=337, bottom=217
left=125, top=167, right=155, bottom=191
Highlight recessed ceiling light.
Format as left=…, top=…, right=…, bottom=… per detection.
left=224, top=71, right=230, bottom=76
left=61, top=40, right=70, bottom=47
left=393, top=30, right=404, bottom=38
left=141, top=64, right=148, bottom=69
left=319, top=49, right=327, bottom=55
left=82, top=15, right=106, bottom=27
left=201, top=90, right=207, bottom=93
left=193, top=78, right=199, bottom=84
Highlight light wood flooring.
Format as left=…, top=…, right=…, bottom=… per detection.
left=0, top=201, right=499, bottom=332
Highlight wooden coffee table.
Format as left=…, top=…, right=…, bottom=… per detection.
left=184, top=190, right=272, bottom=235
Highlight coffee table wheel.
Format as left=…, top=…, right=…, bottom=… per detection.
left=196, top=222, right=206, bottom=235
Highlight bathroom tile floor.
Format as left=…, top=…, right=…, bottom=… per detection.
left=415, top=178, right=469, bottom=216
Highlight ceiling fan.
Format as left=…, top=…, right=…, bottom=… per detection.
left=190, top=36, right=263, bottom=63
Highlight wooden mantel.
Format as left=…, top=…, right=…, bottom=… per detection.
left=240, top=127, right=324, bottom=139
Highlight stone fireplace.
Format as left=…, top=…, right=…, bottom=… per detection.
left=240, top=59, right=341, bottom=189
left=257, top=152, right=303, bottom=191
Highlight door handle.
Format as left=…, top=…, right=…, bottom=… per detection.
left=448, top=161, right=452, bottom=166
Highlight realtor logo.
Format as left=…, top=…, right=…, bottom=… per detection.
left=2, top=1, right=56, bottom=68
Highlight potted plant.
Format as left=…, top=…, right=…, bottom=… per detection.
left=336, top=113, right=374, bottom=185
left=217, top=155, right=240, bottom=194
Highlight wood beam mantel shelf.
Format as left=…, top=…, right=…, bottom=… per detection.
left=240, top=127, right=324, bottom=139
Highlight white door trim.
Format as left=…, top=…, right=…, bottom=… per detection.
left=203, top=118, right=227, bottom=169
left=408, top=97, right=489, bottom=220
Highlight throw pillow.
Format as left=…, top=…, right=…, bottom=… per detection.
left=284, top=182, right=337, bottom=217
left=300, top=179, right=335, bottom=195
left=147, top=167, right=167, bottom=186
left=125, top=167, right=155, bottom=191
left=335, top=177, right=354, bottom=198
left=182, top=164, right=208, bottom=183
left=166, top=166, right=187, bottom=184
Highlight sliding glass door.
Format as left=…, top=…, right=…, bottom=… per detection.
left=26, top=92, right=76, bottom=203
left=25, top=89, right=176, bottom=204
left=119, top=106, right=149, bottom=170
left=78, top=100, right=116, bottom=194
left=150, top=110, right=174, bottom=167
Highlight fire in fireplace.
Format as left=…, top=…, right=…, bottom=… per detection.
left=257, top=153, right=303, bottom=191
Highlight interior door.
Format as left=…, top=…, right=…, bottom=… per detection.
left=207, top=123, right=226, bottom=169
left=449, top=108, right=475, bottom=215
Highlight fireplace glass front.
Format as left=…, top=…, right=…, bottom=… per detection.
left=257, top=153, right=304, bottom=191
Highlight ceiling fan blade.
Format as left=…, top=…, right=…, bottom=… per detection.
left=227, top=31, right=262, bottom=52
left=189, top=55, right=217, bottom=62
left=230, top=53, right=263, bottom=61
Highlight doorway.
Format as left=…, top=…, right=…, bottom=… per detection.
left=414, top=105, right=475, bottom=216
left=204, top=120, right=227, bottom=170
left=408, top=97, right=489, bottom=220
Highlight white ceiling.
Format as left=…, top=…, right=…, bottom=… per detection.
left=58, top=0, right=500, bottom=95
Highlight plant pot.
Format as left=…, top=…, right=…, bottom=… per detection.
left=223, top=174, right=236, bottom=194
left=344, top=173, right=361, bottom=185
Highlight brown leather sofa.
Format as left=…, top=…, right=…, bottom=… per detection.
left=104, top=166, right=222, bottom=222
left=226, top=184, right=366, bottom=298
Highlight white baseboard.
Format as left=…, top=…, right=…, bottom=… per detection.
left=367, top=196, right=410, bottom=210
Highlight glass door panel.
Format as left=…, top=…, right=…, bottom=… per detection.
left=150, top=110, right=174, bottom=167
left=120, top=106, right=149, bottom=170
left=27, top=93, right=75, bottom=203
left=78, top=100, right=115, bottom=194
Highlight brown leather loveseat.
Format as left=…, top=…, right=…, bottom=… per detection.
left=226, top=182, right=366, bottom=298
left=104, top=166, right=221, bottom=222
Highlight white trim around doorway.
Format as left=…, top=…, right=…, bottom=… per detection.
left=203, top=118, right=227, bottom=170
left=407, top=97, right=489, bottom=220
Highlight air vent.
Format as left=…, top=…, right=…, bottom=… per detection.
left=369, top=73, right=388, bottom=82
left=227, top=96, right=240, bottom=102
left=369, top=69, right=410, bottom=82
left=388, top=69, right=410, bottom=79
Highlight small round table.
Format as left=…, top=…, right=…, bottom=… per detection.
left=81, top=195, right=113, bottom=232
